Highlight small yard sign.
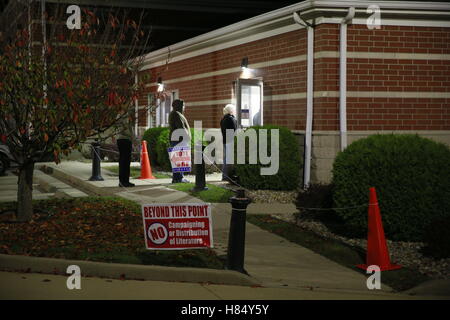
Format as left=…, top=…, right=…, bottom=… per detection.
left=167, top=146, right=191, bottom=173
left=141, top=203, right=213, bottom=250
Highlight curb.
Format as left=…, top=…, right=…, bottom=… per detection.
left=39, top=164, right=109, bottom=196
left=33, top=170, right=88, bottom=199
left=0, top=254, right=260, bottom=287
left=38, top=164, right=174, bottom=196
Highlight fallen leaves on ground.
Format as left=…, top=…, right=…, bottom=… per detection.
left=0, top=198, right=143, bottom=259
left=0, top=197, right=222, bottom=269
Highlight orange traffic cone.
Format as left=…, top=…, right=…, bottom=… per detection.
left=139, top=140, right=155, bottom=179
left=356, top=187, right=401, bottom=271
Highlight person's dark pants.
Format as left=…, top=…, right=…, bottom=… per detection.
left=170, top=140, right=184, bottom=183
left=222, top=143, right=231, bottom=181
left=117, top=138, right=132, bottom=185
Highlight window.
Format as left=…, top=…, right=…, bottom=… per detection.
left=236, top=79, right=263, bottom=128
left=147, top=93, right=156, bottom=128
left=155, top=89, right=179, bottom=127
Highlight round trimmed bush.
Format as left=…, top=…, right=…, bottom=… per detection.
left=156, top=129, right=171, bottom=171
left=233, top=125, right=301, bottom=190
left=331, top=134, right=450, bottom=241
left=142, top=127, right=169, bottom=166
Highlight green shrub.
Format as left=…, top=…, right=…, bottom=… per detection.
left=155, top=128, right=205, bottom=172
left=331, top=134, right=450, bottom=241
left=233, top=125, right=301, bottom=190
left=142, top=127, right=168, bottom=166
left=422, top=216, right=450, bottom=259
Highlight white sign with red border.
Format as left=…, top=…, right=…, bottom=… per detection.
left=141, top=203, right=213, bottom=250
left=168, top=146, right=191, bottom=173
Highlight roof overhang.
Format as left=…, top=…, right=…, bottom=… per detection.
left=140, top=0, right=450, bottom=70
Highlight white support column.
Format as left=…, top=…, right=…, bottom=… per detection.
left=339, top=22, right=348, bottom=151
left=293, top=12, right=314, bottom=189
left=304, top=25, right=314, bottom=189
left=340, top=7, right=355, bottom=151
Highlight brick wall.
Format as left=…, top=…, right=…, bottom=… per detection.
left=140, top=23, right=450, bottom=132
left=139, top=22, right=450, bottom=185
left=345, top=25, right=450, bottom=131
left=308, top=24, right=450, bottom=132
left=139, top=29, right=308, bottom=129
left=347, top=25, right=450, bottom=54
left=148, top=29, right=307, bottom=82
left=309, top=23, right=450, bottom=182
left=346, top=97, right=450, bottom=131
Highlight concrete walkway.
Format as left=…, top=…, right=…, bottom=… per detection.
left=1, top=271, right=435, bottom=300
left=0, top=170, right=87, bottom=203
left=32, top=161, right=400, bottom=297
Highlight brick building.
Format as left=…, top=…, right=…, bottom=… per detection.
left=120, top=1, right=450, bottom=184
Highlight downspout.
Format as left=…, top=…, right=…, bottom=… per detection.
left=339, top=7, right=355, bottom=151
left=293, top=12, right=313, bottom=189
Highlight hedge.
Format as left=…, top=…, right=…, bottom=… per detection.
left=233, top=125, right=301, bottom=190
left=142, top=127, right=169, bottom=166
left=331, top=134, right=450, bottom=241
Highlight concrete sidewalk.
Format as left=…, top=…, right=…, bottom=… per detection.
left=33, top=160, right=402, bottom=298
left=2, top=271, right=437, bottom=300
left=0, top=170, right=87, bottom=203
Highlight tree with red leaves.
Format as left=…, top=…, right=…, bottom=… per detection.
left=0, top=2, right=150, bottom=221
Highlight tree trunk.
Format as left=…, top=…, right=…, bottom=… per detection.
left=17, top=162, right=35, bottom=222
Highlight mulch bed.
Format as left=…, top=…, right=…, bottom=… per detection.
left=273, top=212, right=450, bottom=280
left=0, top=197, right=222, bottom=269
left=212, top=181, right=297, bottom=204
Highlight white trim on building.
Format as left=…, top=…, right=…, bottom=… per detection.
left=139, top=0, right=450, bottom=71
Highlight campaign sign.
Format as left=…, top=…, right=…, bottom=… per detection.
left=141, top=203, right=213, bottom=250
left=167, top=146, right=191, bottom=173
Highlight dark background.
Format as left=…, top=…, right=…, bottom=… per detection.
left=1, top=0, right=444, bottom=52
left=0, top=0, right=302, bottom=51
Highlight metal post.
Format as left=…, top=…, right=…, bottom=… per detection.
left=89, top=142, right=104, bottom=181
left=191, top=144, right=208, bottom=192
left=227, top=189, right=251, bottom=273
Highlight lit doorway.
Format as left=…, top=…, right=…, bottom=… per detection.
left=235, top=79, right=263, bottom=128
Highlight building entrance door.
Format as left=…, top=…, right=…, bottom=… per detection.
left=235, top=79, right=263, bottom=128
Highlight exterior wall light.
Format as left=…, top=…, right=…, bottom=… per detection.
left=240, top=57, right=252, bottom=79
left=241, top=57, right=249, bottom=70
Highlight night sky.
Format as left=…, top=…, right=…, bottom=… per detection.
left=0, top=0, right=302, bottom=51
left=110, top=0, right=304, bottom=51
left=2, top=0, right=437, bottom=51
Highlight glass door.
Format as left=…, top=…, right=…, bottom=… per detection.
left=236, top=79, right=263, bottom=128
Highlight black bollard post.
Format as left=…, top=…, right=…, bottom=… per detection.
left=89, top=141, right=104, bottom=181
left=191, top=143, right=208, bottom=192
left=227, top=189, right=251, bottom=273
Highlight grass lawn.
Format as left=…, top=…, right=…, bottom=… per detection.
left=0, top=197, right=223, bottom=269
left=246, top=215, right=431, bottom=292
left=168, top=183, right=235, bottom=203
left=104, top=165, right=171, bottom=179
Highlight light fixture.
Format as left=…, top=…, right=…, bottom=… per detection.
left=240, top=57, right=252, bottom=79
left=157, top=77, right=164, bottom=92
left=241, top=57, right=249, bottom=70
